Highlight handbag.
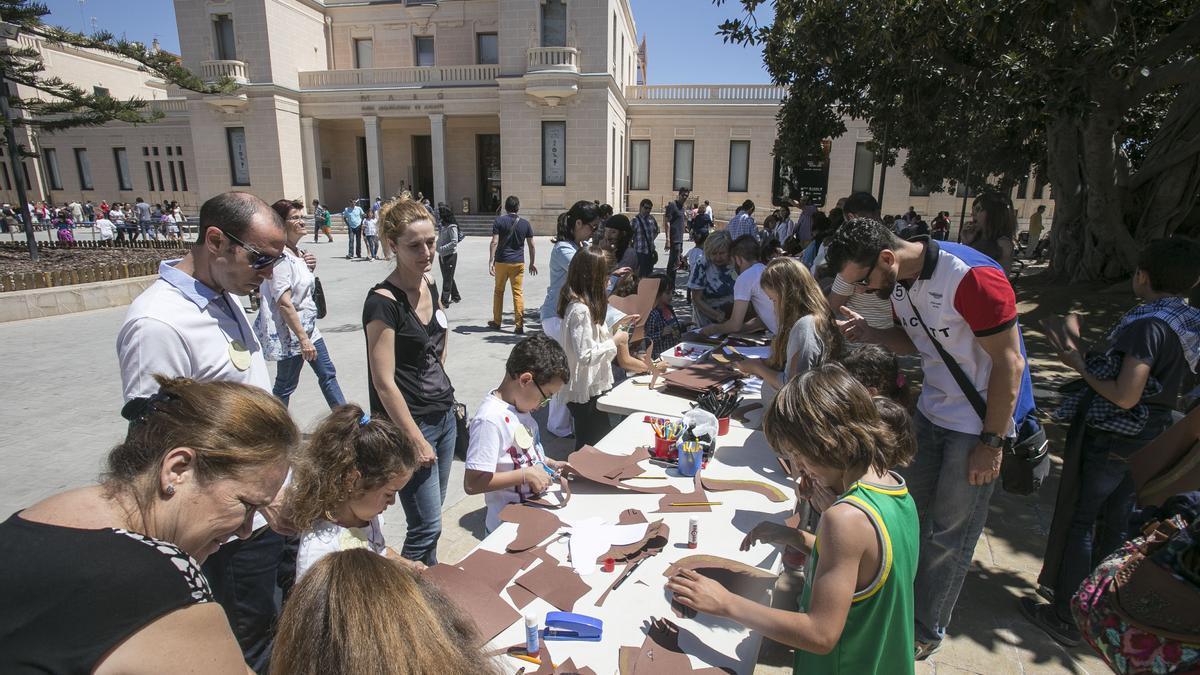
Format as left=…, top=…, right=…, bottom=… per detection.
left=313, top=277, right=327, bottom=320
left=1130, top=406, right=1200, bottom=507
left=453, top=401, right=469, bottom=461
left=903, top=292, right=1049, bottom=495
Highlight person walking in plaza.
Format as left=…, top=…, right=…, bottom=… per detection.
left=253, top=199, right=346, bottom=410
left=436, top=203, right=462, bottom=306
left=726, top=199, right=758, bottom=240
left=116, top=191, right=290, bottom=671
left=632, top=198, right=659, bottom=278
left=488, top=196, right=537, bottom=334
left=826, top=217, right=1037, bottom=660
left=343, top=198, right=364, bottom=259
left=1026, top=204, right=1046, bottom=258
left=665, top=187, right=690, bottom=288
left=134, top=197, right=154, bottom=240
left=363, top=195, right=457, bottom=566
left=0, top=376, right=298, bottom=674
left=312, top=199, right=334, bottom=243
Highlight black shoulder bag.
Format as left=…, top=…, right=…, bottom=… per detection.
left=903, top=290, right=1049, bottom=495
left=313, top=277, right=327, bottom=319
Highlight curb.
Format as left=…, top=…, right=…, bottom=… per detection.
left=0, top=274, right=156, bottom=323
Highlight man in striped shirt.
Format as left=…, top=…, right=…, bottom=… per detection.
left=828, top=193, right=896, bottom=330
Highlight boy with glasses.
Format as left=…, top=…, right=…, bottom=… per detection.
left=464, top=333, right=570, bottom=533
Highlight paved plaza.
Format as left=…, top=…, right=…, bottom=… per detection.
left=0, top=233, right=1108, bottom=674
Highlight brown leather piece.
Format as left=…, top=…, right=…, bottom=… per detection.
left=699, top=476, right=789, bottom=503
left=655, top=474, right=712, bottom=513
left=420, top=563, right=520, bottom=645
left=499, top=503, right=564, bottom=552
left=617, top=617, right=731, bottom=674
left=662, top=555, right=777, bottom=619
left=566, top=445, right=681, bottom=495
left=511, top=561, right=592, bottom=612
left=661, top=362, right=740, bottom=395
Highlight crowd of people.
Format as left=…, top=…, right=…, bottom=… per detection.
left=1, top=197, right=188, bottom=243
left=0, top=183, right=1197, bottom=675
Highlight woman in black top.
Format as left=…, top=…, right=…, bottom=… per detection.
left=0, top=376, right=297, bottom=674
left=364, top=196, right=456, bottom=566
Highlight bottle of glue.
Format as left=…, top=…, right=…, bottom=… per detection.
left=688, top=517, right=699, bottom=549
left=525, top=613, right=540, bottom=656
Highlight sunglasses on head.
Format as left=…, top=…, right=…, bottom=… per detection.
left=223, top=230, right=285, bottom=270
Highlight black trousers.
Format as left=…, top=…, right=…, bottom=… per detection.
left=666, top=242, right=683, bottom=288
left=567, top=395, right=617, bottom=450
left=201, top=529, right=287, bottom=674
left=439, top=253, right=461, bottom=303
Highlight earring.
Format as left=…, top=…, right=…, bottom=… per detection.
left=165, top=484, right=176, bottom=496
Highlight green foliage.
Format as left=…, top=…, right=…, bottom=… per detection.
left=0, top=0, right=234, bottom=149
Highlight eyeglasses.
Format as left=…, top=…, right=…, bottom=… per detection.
left=223, top=230, right=286, bottom=270
left=534, top=380, right=552, bottom=408
left=850, top=256, right=878, bottom=288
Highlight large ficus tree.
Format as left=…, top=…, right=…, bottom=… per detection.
left=719, top=0, right=1200, bottom=282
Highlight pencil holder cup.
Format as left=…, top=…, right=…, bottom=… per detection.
left=717, top=417, right=731, bottom=436
left=677, top=447, right=703, bottom=477
left=653, top=435, right=677, bottom=460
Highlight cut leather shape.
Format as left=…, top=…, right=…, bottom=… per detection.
left=662, top=555, right=777, bottom=619
left=454, top=548, right=529, bottom=593
left=700, top=477, right=789, bottom=503
left=655, top=474, right=712, bottom=513
left=496, top=636, right=600, bottom=675
left=499, top=503, right=563, bottom=552
left=617, top=617, right=729, bottom=675
left=595, top=510, right=672, bottom=607
left=506, top=581, right=537, bottom=609
left=556, top=659, right=597, bottom=675
left=661, top=362, right=740, bottom=396
left=566, top=445, right=681, bottom=494
left=420, top=563, right=520, bottom=645
left=526, top=472, right=573, bottom=509
left=512, top=561, right=592, bottom=612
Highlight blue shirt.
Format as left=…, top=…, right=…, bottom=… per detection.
left=540, top=240, right=579, bottom=321
left=343, top=206, right=364, bottom=229
left=726, top=212, right=757, bottom=241
left=492, top=213, right=532, bottom=264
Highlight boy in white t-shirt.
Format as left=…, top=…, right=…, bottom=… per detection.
left=699, top=233, right=778, bottom=336
left=465, top=333, right=570, bottom=532
left=363, top=215, right=380, bottom=260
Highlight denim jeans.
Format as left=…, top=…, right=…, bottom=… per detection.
left=365, top=234, right=379, bottom=258
left=272, top=337, right=345, bottom=409
left=902, top=410, right=996, bottom=646
left=636, top=251, right=655, bottom=278
left=201, top=528, right=286, bottom=673
left=398, top=407, right=457, bottom=565
left=346, top=226, right=362, bottom=258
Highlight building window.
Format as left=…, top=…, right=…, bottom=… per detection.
left=73, top=148, right=93, bottom=190
left=673, top=140, right=694, bottom=191
left=908, top=183, right=931, bottom=197
left=93, top=86, right=109, bottom=98
left=42, top=148, right=63, bottom=190
left=142, top=146, right=149, bottom=156
left=113, top=147, right=132, bottom=190
left=176, top=146, right=182, bottom=155
left=22, top=162, right=31, bottom=190
left=155, top=161, right=165, bottom=192
left=178, top=162, right=188, bottom=191
left=541, top=0, right=566, bottom=47
left=476, top=33, right=498, bottom=65
left=0, top=162, right=10, bottom=191
left=727, top=141, right=750, bottom=193
left=612, top=12, right=617, bottom=70
left=353, top=38, right=373, bottom=69
left=152, top=147, right=159, bottom=156
left=213, top=14, right=236, bottom=61
left=629, top=140, right=649, bottom=191
left=145, top=162, right=154, bottom=190
left=226, top=127, right=250, bottom=185
left=851, top=142, right=875, bottom=194
left=541, top=121, right=566, bottom=186
left=414, top=36, right=435, bottom=67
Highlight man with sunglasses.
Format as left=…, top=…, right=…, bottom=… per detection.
left=827, top=192, right=899, bottom=331
left=463, top=333, right=570, bottom=533
left=116, top=191, right=288, bottom=672
left=825, top=217, right=1035, bottom=661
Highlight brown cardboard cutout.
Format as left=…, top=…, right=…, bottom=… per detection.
left=661, top=362, right=740, bottom=396
left=655, top=474, right=712, bottom=513
left=662, top=555, right=777, bottom=619
left=506, top=581, right=537, bottom=609
left=512, top=561, right=592, bottom=612
left=594, top=509, right=672, bottom=607
left=700, top=477, right=789, bottom=503
left=498, top=503, right=563, bottom=552
left=454, top=548, right=530, bottom=593
left=526, top=473, right=572, bottom=509
left=420, top=563, right=520, bottom=645
left=609, top=277, right=659, bottom=342
left=566, top=445, right=681, bottom=494
left=617, top=617, right=730, bottom=675
left=496, top=637, right=601, bottom=675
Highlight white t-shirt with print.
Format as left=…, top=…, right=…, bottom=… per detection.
left=296, top=515, right=386, bottom=581
left=466, top=392, right=549, bottom=532
left=733, top=262, right=778, bottom=333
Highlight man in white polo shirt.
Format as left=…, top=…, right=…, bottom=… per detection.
left=827, top=217, right=1036, bottom=660
left=116, top=191, right=287, bottom=672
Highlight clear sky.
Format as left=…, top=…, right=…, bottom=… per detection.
left=39, top=0, right=772, bottom=84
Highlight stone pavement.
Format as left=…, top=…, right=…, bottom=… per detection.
left=0, top=232, right=1106, bottom=674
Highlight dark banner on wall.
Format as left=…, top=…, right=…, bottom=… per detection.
left=773, top=140, right=831, bottom=207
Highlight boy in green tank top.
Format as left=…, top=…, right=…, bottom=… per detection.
left=667, top=364, right=920, bottom=674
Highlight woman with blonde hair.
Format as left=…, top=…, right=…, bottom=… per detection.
left=363, top=195, right=456, bottom=565
left=271, top=549, right=498, bottom=675
left=687, top=229, right=738, bottom=327
left=0, top=376, right=298, bottom=673
left=732, top=256, right=843, bottom=404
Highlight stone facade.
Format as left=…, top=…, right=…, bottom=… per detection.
left=0, top=0, right=1053, bottom=232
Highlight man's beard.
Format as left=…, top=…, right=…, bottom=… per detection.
left=875, top=266, right=898, bottom=300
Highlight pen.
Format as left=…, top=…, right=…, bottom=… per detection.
left=670, top=501, right=722, bottom=507
left=509, top=653, right=557, bottom=668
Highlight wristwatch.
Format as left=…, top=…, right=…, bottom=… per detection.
left=978, top=432, right=1005, bottom=449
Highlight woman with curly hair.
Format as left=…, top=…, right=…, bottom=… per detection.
left=291, top=404, right=424, bottom=579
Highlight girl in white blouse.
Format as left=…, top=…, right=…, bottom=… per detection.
left=555, top=246, right=638, bottom=449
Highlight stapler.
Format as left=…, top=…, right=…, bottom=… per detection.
left=542, top=611, right=603, bottom=641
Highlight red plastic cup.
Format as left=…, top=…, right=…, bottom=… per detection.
left=603, top=557, right=615, bottom=573
left=653, top=435, right=675, bottom=458
left=717, top=417, right=731, bottom=436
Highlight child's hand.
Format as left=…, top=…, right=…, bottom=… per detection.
left=740, top=521, right=794, bottom=551
left=795, top=472, right=837, bottom=513
left=523, top=466, right=553, bottom=494
left=666, top=568, right=732, bottom=617
left=544, top=458, right=566, bottom=472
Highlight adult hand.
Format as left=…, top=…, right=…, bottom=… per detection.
left=612, top=266, right=633, bottom=278
left=302, top=250, right=317, bottom=272
left=416, top=436, right=436, bottom=467
left=731, top=358, right=760, bottom=377
left=488, top=262, right=495, bottom=277
left=523, top=465, right=553, bottom=494
left=666, top=568, right=731, bottom=617
left=300, top=338, right=317, bottom=362
left=835, top=306, right=874, bottom=342
left=739, top=521, right=794, bottom=551
left=529, top=263, right=538, bottom=276
left=967, top=443, right=1002, bottom=486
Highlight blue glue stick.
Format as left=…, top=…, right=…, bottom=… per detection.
left=525, top=613, right=540, bottom=655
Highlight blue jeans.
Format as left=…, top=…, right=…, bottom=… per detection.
left=636, top=251, right=655, bottom=278
left=398, top=407, right=457, bottom=565
left=201, top=529, right=286, bottom=673
left=346, top=226, right=362, bottom=258
left=902, top=410, right=996, bottom=646
left=272, top=337, right=345, bottom=408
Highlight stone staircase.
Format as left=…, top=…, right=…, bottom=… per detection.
left=314, top=213, right=495, bottom=236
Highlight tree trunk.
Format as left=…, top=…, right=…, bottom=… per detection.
left=1046, top=117, right=1088, bottom=280
left=1129, top=81, right=1200, bottom=241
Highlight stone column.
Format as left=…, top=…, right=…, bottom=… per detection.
left=363, top=115, right=384, bottom=201
left=300, top=117, right=322, bottom=206
left=429, top=112, right=448, bottom=205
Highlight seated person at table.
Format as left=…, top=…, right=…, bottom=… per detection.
left=290, top=404, right=423, bottom=580
left=667, top=364, right=919, bottom=675
left=557, top=247, right=640, bottom=449
left=688, top=230, right=737, bottom=329
left=643, top=273, right=684, bottom=359
left=842, top=343, right=915, bottom=410
left=271, top=549, right=499, bottom=675
left=732, top=257, right=843, bottom=404
left=699, top=234, right=777, bottom=336
left=464, top=333, right=570, bottom=532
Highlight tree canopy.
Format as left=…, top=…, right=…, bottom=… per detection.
left=719, top=0, right=1200, bottom=281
